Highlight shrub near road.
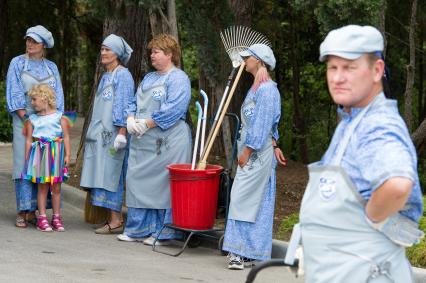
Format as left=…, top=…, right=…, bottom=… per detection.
left=0, top=81, right=13, bottom=142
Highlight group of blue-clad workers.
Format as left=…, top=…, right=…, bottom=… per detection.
left=6, top=23, right=424, bottom=282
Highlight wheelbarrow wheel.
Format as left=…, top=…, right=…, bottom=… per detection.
left=186, top=234, right=201, bottom=248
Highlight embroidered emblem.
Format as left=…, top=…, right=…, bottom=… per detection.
left=243, top=100, right=255, bottom=118
left=152, top=89, right=163, bottom=101
left=102, top=88, right=113, bottom=100
left=47, top=79, right=56, bottom=89
left=101, top=130, right=113, bottom=147
left=319, top=177, right=336, bottom=201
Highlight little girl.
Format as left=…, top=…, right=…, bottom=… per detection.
left=23, top=84, right=71, bottom=232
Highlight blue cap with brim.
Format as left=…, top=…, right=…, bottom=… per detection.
left=24, top=25, right=54, bottom=48
left=319, top=25, right=384, bottom=62
left=239, top=43, right=276, bottom=71
left=102, top=34, right=133, bottom=66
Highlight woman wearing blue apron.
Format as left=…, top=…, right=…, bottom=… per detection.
left=6, top=25, right=64, bottom=228
left=80, top=34, right=134, bottom=234
left=117, top=34, right=191, bottom=245
left=222, top=44, right=284, bottom=270
left=288, top=25, right=424, bottom=282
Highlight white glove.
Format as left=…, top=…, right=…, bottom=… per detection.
left=288, top=246, right=304, bottom=278
left=134, top=118, right=149, bottom=137
left=113, top=134, right=127, bottom=151
left=366, top=213, right=425, bottom=247
left=126, top=117, right=137, bottom=135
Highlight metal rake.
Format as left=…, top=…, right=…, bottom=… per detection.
left=198, top=26, right=271, bottom=169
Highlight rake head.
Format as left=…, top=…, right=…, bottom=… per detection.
left=220, top=25, right=272, bottom=68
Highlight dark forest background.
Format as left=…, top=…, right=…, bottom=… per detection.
left=0, top=0, right=425, bottom=190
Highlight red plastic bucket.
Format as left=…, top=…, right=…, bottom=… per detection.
left=168, top=163, right=223, bottom=230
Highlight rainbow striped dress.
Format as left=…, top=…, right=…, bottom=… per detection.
left=22, top=111, right=69, bottom=185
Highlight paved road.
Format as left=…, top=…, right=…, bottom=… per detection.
left=0, top=126, right=302, bottom=283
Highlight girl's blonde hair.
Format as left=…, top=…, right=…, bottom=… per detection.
left=28, top=84, right=56, bottom=109
left=148, top=34, right=181, bottom=67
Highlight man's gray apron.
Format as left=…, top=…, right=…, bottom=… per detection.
left=12, top=57, right=56, bottom=179
left=126, top=72, right=191, bottom=209
left=227, top=96, right=274, bottom=223
left=80, top=67, right=126, bottom=192
left=297, top=97, right=414, bottom=283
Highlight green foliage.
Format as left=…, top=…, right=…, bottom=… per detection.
left=314, top=0, right=385, bottom=34
left=406, top=197, right=426, bottom=268
left=178, top=0, right=233, bottom=82
left=276, top=213, right=299, bottom=240
left=0, top=81, right=13, bottom=142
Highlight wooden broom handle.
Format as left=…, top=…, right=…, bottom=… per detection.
left=197, top=62, right=246, bottom=170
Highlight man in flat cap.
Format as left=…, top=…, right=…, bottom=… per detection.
left=289, top=25, right=424, bottom=282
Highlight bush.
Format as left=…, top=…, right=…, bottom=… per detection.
left=0, top=81, right=13, bottom=142
left=406, top=197, right=426, bottom=268
left=276, top=213, right=299, bottom=241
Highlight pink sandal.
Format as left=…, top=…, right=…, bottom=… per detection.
left=37, top=215, right=53, bottom=232
left=51, top=215, right=65, bottom=232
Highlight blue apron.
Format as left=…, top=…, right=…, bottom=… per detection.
left=12, top=57, right=56, bottom=179
left=227, top=96, right=274, bottom=222
left=80, top=67, right=126, bottom=192
left=126, top=70, right=191, bottom=209
left=296, top=97, right=414, bottom=283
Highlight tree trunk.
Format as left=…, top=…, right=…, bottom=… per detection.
left=223, top=0, right=254, bottom=165
left=74, top=0, right=162, bottom=223
left=167, top=0, right=179, bottom=39
left=74, top=0, right=153, bottom=182
left=0, top=0, right=8, bottom=77
left=377, top=0, right=387, bottom=55
left=419, top=29, right=425, bottom=123
left=149, top=0, right=179, bottom=40
left=289, top=5, right=309, bottom=163
left=76, top=36, right=84, bottom=115
left=404, top=0, right=418, bottom=131
left=412, top=117, right=426, bottom=155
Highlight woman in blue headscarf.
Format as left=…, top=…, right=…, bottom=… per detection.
left=80, top=34, right=135, bottom=234
left=6, top=25, right=64, bottom=228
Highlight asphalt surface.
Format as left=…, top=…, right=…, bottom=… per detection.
left=0, top=117, right=302, bottom=283
left=1, top=117, right=424, bottom=283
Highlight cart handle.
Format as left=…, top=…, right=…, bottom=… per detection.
left=245, top=259, right=299, bottom=283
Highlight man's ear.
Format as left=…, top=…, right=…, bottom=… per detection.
left=374, top=59, right=385, bottom=83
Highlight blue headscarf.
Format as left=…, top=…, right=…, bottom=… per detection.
left=102, top=34, right=133, bottom=65
left=25, top=25, right=54, bottom=48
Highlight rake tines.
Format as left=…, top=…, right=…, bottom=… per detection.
left=220, top=25, right=272, bottom=67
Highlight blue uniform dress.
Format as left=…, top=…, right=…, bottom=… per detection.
left=124, top=69, right=191, bottom=239
left=223, top=81, right=281, bottom=260
left=6, top=55, right=64, bottom=212
left=320, top=92, right=423, bottom=222
left=90, top=68, right=134, bottom=212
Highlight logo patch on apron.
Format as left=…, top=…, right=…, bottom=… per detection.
left=47, top=79, right=56, bottom=89
left=102, top=88, right=113, bottom=100
left=319, top=177, right=336, bottom=201
left=152, top=89, right=164, bottom=101
left=243, top=100, right=255, bottom=118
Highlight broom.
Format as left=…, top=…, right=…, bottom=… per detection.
left=198, top=26, right=271, bottom=170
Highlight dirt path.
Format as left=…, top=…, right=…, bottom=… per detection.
left=273, top=160, right=308, bottom=239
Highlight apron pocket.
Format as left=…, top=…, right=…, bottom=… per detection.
left=86, top=120, right=102, bottom=142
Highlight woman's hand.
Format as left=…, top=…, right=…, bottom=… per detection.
left=238, top=147, right=253, bottom=168
left=274, top=147, right=287, bottom=166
